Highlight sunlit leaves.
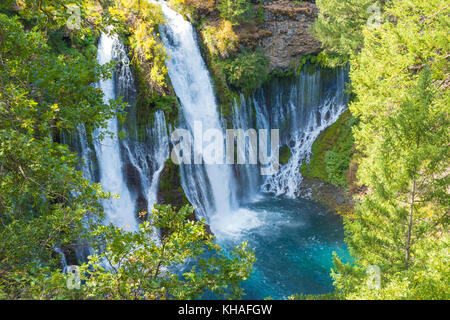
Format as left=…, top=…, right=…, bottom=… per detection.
left=70, top=205, right=256, bottom=300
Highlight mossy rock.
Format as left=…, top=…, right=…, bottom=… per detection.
left=158, top=158, right=190, bottom=208
left=300, top=109, right=355, bottom=187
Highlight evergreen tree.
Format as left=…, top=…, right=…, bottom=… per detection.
left=313, top=0, right=386, bottom=66
left=331, top=0, right=449, bottom=299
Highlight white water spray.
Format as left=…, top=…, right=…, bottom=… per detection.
left=92, top=33, right=137, bottom=231
left=158, top=2, right=238, bottom=220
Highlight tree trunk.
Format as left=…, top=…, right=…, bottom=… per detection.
left=405, top=176, right=416, bottom=269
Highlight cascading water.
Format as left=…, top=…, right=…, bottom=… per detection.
left=156, top=2, right=348, bottom=241
left=158, top=2, right=238, bottom=221
left=111, top=29, right=170, bottom=214
left=217, top=67, right=350, bottom=299
left=76, top=30, right=170, bottom=234
left=92, top=1, right=350, bottom=298
left=233, top=67, right=348, bottom=199
left=92, top=32, right=137, bottom=231
left=122, top=110, right=170, bottom=213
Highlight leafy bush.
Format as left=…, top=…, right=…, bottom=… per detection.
left=325, top=150, right=349, bottom=186
left=217, top=0, right=254, bottom=25
left=202, top=19, right=238, bottom=59
left=221, top=49, right=270, bottom=93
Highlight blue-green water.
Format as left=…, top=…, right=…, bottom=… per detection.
left=210, top=196, right=350, bottom=300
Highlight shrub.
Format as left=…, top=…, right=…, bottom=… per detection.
left=217, top=0, right=254, bottom=25
left=325, top=150, right=349, bottom=187
left=202, top=19, right=239, bottom=59
left=221, top=49, right=270, bottom=93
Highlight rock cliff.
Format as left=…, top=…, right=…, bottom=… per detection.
left=236, top=0, right=322, bottom=70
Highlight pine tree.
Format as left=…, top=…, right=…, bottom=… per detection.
left=330, top=0, right=449, bottom=299
left=313, top=0, right=386, bottom=66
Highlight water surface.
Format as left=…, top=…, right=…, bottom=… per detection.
left=210, top=196, right=350, bottom=299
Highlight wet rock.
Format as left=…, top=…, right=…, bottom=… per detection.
left=300, top=176, right=355, bottom=216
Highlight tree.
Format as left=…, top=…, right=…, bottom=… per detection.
left=17, top=205, right=256, bottom=300
left=0, top=1, right=256, bottom=300
left=330, top=0, right=449, bottom=299
left=312, top=0, right=386, bottom=66
left=0, top=2, right=119, bottom=298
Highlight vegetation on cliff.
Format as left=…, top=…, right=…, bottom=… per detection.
left=109, top=0, right=182, bottom=130
left=301, top=110, right=355, bottom=188
left=168, top=0, right=270, bottom=109
left=0, top=0, right=255, bottom=299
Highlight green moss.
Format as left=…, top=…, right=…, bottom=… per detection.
left=158, top=158, right=190, bottom=208
left=125, top=62, right=178, bottom=142
left=300, top=109, right=355, bottom=187
left=280, top=145, right=291, bottom=165
left=268, top=54, right=330, bottom=83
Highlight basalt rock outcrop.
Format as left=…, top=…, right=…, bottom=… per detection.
left=236, top=0, right=322, bottom=70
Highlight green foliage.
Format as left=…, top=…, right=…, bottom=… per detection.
left=0, top=2, right=118, bottom=298
left=217, top=0, right=254, bottom=25
left=325, top=150, right=350, bottom=187
left=329, top=0, right=449, bottom=299
left=110, top=0, right=168, bottom=94
left=301, top=110, right=354, bottom=187
left=129, top=92, right=178, bottom=142
left=195, top=20, right=236, bottom=117
left=0, top=0, right=257, bottom=301
left=312, top=0, right=386, bottom=66
left=21, top=205, right=256, bottom=300
left=110, top=0, right=179, bottom=137
left=279, top=145, right=291, bottom=166
left=220, top=49, right=270, bottom=93
left=202, top=19, right=239, bottom=59
left=292, top=54, right=328, bottom=75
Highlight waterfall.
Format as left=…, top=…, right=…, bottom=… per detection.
left=158, top=2, right=237, bottom=221
left=231, top=95, right=262, bottom=202
left=92, top=32, right=138, bottom=231
left=155, top=1, right=348, bottom=236
left=122, top=110, right=170, bottom=213
left=111, top=29, right=170, bottom=214
left=233, top=67, right=348, bottom=198
left=76, top=124, right=96, bottom=181
left=75, top=30, right=170, bottom=234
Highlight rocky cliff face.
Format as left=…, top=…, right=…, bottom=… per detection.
left=236, top=0, right=322, bottom=70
